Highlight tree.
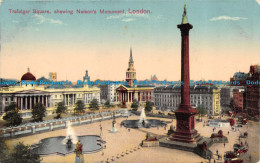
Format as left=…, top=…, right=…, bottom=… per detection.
left=6, top=142, right=41, bottom=163
left=32, top=103, right=46, bottom=122
left=74, top=100, right=85, bottom=115
left=0, top=130, right=9, bottom=163
left=196, top=105, right=207, bottom=116
left=131, top=99, right=139, bottom=111
left=89, top=99, right=99, bottom=111
left=3, top=102, right=22, bottom=126
left=104, top=100, right=111, bottom=109
left=55, top=102, right=67, bottom=119
left=145, top=101, right=154, bottom=112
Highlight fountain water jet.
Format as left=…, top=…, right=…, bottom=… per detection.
left=121, top=108, right=170, bottom=128
left=63, top=121, right=78, bottom=144
left=139, top=108, right=147, bottom=123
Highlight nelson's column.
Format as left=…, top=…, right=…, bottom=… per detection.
left=160, top=5, right=213, bottom=157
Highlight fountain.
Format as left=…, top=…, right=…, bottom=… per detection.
left=121, top=108, right=170, bottom=128
left=63, top=121, right=78, bottom=144
left=31, top=121, right=104, bottom=156
left=66, top=136, right=73, bottom=149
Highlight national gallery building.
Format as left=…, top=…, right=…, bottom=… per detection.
left=0, top=69, right=100, bottom=118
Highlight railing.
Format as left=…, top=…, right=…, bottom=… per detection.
left=0, top=111, right=121, bottom=138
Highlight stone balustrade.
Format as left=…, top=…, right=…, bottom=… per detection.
left=0, top=111, right=121, bottom=138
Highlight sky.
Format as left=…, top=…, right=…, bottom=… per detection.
left=0, top=0, right=260, bottom=82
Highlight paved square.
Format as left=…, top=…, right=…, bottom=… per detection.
left=5, top=115, right=259, bottom=163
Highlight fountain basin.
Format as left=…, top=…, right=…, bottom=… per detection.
left=121, top=119, right=170, bottom=128
left=31, top=135, right=103, bottom=156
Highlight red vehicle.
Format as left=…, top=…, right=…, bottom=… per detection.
left=224, top=151, right=243, bottom=163
left=238, top=117, right=248, bottom=125
left=233, top=143, right=248, bottom=154
left=228, top=118, right=235, bottom=126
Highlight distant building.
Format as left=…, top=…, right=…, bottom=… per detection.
left=99, top=84, right=118, bottom=104
left=83, top=70, right=90, bottom=82
left=233, top=88, right=246, bottom=114
left=220, top=86, right=245, bottom=110
left=220, top=87, right=232, bottom=108
left=151, top=75, right=158, bottom=81
left=246, top=65, right=260, bottom=117
left=229, top=65, right=260, bottom=117
left=116, top=48, right=155, bottom=107
left=154, top=85, right=221, bottom=116
left=49, top=72, right=57, bottom=81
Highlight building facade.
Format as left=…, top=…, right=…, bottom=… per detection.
left=154, top=85, right=221, bottom=116
left=233, top=88, right=245, bottom=114
left=116, top=48, right=155, bottom=107
left=229, top=65, right=260, bottom=117
left=99, top=84, right=118, bottom=104
left=246, top=65, right=260, bottom=117
left=0, top=69, right=100, bottom=118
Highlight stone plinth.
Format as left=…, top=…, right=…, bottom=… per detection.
left=141, top=140, right=159, bottom=147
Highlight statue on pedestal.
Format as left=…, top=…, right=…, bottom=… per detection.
left=110, top=112, right=118, bottom=133
left=75, top=140, right=84, bottom=163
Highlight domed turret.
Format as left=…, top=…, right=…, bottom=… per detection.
left=21, top=68, right=36, bottom=81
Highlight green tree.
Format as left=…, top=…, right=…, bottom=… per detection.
left=131, top=99, right=139, bottom=111
left=196, top=105, right=207, bottom=115
left=6, top=142, right=41, bottom=163
left=3, top=102, right=22, bottom=126
left=145, top=101, right=154, bottom=112
left=32, top=103, right=46, bottom=122
left=89, top=99, right=99, bottom=111
left=104, top=100, right=111, bottom=109
left=74, top=100, right=85, bottom=115
left=55, top=102, right=67, bottom=119
left=0, top=130, right=9, bottom=163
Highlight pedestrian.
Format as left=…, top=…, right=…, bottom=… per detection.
left=218, top=154, right=219, bottom=160
left=228, top=131, right=229, bottom=135
left=216, top=150, right=218, bottom=155
left=128, top=128, right=130, bottom=132
left=224, top=143, right=225, bottom=147
left=214, top=159, right=216, bottom=163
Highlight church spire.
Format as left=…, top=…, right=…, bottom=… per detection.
left=181, top=4, right=188, bottom=24
left=129, top=47, right=133, bottom=63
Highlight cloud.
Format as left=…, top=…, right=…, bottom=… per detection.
left=35, top=14, right=63, bottom=25
left=106, top=13, right=150, bottom=22
left=122, top=18, right=135, bottom=22
left=210, top=16, right=248, bottom=21
left=107, top=15, right=123, bottom=20
left=257, top=0, right=260, bottom=5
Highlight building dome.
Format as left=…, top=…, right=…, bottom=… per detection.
left=21, top=68, right=36, bottom=81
